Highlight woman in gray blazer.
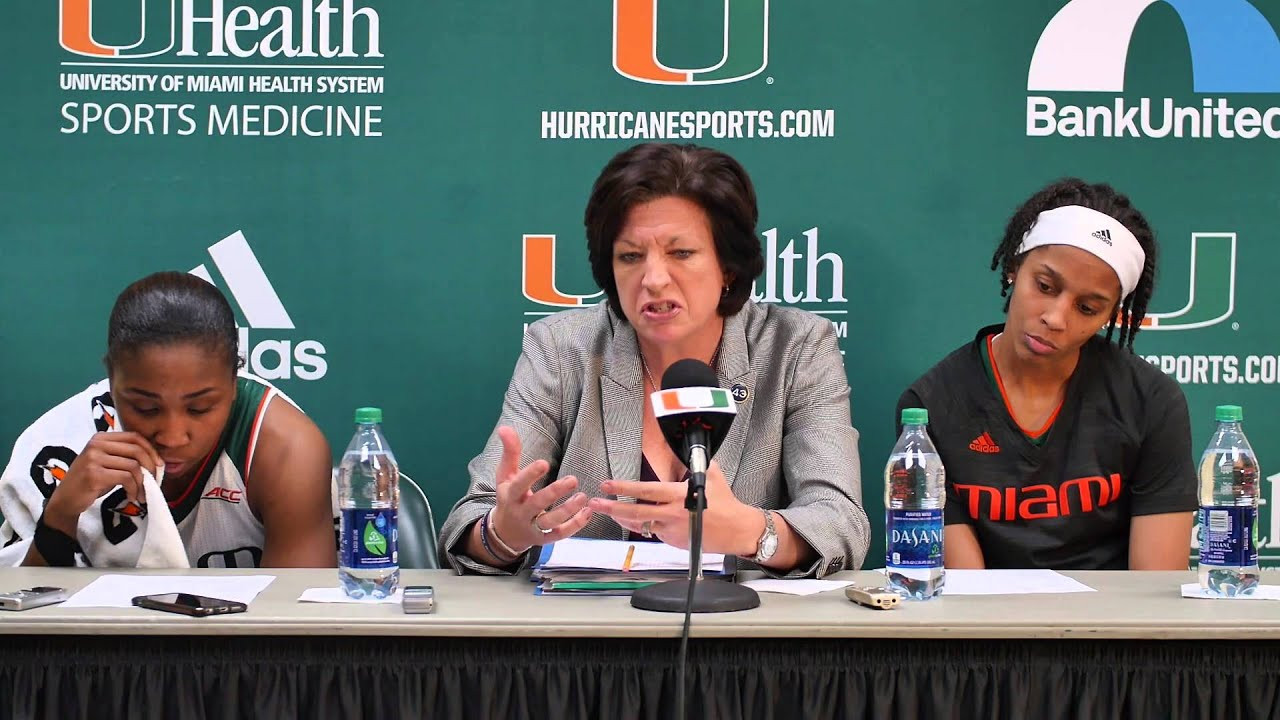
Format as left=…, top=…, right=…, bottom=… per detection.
left=440, top=142, right=870, bottom=578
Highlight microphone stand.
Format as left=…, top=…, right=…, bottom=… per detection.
left=630, top=438, right=761, bottom=613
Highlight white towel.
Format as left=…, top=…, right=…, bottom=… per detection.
left=0, top=379, right=190, bottom=567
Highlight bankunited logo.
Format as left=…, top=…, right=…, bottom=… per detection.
left=613, top=0, right=769, bottom=85
left=1026, top=0, right=1280, bottom=139
left=190, top=231, right=328, bottom=380
left=1029, top=0, right=1280, bottom=93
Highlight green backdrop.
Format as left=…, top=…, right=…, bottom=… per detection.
left=4, top=1, right=1279, bottom=566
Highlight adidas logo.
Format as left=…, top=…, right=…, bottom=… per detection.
left=1091, top=228, right=1113, bottom=245
left=192, top=231, right=294, bottom=329
left=190, top=231, right=328, bottom=381
left=969, top=432, right=1000, bottom=454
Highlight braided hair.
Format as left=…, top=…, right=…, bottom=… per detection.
left=991, top=178, right=1157, bottom=350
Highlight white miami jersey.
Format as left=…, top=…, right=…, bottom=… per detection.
left=164, top=374, right=282, bottom=568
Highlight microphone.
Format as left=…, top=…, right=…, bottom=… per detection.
left=632, top=357, right=759, bottom=617
left=650, top=359, right=737, bottom=510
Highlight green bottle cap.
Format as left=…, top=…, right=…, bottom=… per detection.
left=1215, top=405, right=1242, bottom=422
left=901, top=408, right=928, bottom=425
left=354, top=407, right=383, bottom=424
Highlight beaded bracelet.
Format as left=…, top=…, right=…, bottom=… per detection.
left=480, top=508, right=521, bottom=564
left=486, top=509, right=522, bottom=559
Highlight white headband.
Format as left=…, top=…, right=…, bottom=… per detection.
left=1015, top=205, right=1146, bottom=300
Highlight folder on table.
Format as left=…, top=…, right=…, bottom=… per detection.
left=531, top=537, right=734, bottom=596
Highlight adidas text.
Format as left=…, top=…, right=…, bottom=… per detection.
left=238, top=327, right=327, bottom=381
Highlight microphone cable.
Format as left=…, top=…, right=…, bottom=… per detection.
left=676, top=498, right=703, bottom=720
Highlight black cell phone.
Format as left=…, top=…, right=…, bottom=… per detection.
left=131, top=592, right=247, bottom=617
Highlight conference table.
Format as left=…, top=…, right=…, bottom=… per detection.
left=0, top=568, right=1276, bottom=719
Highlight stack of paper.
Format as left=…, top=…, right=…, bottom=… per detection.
left=532, top=538, right=731, bottom=595
left=64, top=575, right=276, bottom=608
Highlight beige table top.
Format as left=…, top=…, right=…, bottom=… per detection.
left=0, top=568, right=1273, bottom=639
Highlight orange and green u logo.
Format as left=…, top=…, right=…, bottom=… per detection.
left=1137, top=233, right=1235, bottom=330
left=613, top=0, right=769, bottom=85
left=522, top=234, right=604, bottom=307
left=662, top=390, right=731, bottom=411
left=60, top=0, right=175, bottom=58
left=656, top=388, right=734, bottom=414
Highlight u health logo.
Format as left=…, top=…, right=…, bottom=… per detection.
left=613, top=0, right=769, bottom=85
left=59, top=0, right=383, bottom=60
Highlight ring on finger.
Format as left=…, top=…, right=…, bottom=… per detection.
left=531, top=510, right=554, bottom=535
left=641, top=520, right=654, bottom=539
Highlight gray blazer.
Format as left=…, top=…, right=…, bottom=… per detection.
left=439, top=301, right=870, bottom=578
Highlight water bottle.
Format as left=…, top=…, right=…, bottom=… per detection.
left=338, top=407, right=400, bottom=598
left=885, top=408, right=945, bottom=599
left=1197, top=404, right=1260, bottom=596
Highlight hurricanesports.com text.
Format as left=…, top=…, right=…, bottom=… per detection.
left=1146, top=355, right=1280, bottom=385
left=541, top=109, right=836, bottom=140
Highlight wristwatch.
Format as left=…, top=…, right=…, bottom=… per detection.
left=752, top=510, right=779, bottom=564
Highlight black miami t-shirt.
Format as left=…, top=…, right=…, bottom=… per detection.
left=897, top=325, right=1197, bottom=570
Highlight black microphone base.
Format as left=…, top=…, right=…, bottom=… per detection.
left=630, top=578, right=761, bottom=613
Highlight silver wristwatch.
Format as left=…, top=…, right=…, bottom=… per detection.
left=752, top=510, right=779, bottom=563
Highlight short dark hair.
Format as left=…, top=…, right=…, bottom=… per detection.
left=992, top=178, right=1158, bottom=350
left=583, top=143, right=764, bottom=318
left=105, top=271, right=241, bottom=374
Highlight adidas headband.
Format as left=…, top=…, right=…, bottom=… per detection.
left=1015, top=205, right=1146, bottom=300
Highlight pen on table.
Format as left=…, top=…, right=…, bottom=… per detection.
left=623, top=544, right=636, bottom=573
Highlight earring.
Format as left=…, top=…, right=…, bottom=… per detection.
left=721, top=285, right=729, bottom=297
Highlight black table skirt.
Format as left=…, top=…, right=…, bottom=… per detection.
left=2, top=635, right=1278, bottom=720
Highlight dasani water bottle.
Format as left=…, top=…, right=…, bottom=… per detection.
left=1198, top=404, right=1260, bottom=596
left=885, top=408, right=945, bottom=600
left=338, top=407, right=400, bottom=598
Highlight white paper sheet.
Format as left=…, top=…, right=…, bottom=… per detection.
left=62, top=574, right=276, bottom=608
left=1180, top=583, right=1280, bottom=600
left=741, top=579, right=855, bottom=596
left=538, top=538, right=725, bottom=573
left=298, top=587, right=404, bottom=604
left=936, top=569, right=1096, bottom=595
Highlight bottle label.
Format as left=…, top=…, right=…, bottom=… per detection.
left=886, top=509, right=943, bottom=569
left=1198, top=506, right=1257, bottom=567
left=340, top=509, right=398, bottom=569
